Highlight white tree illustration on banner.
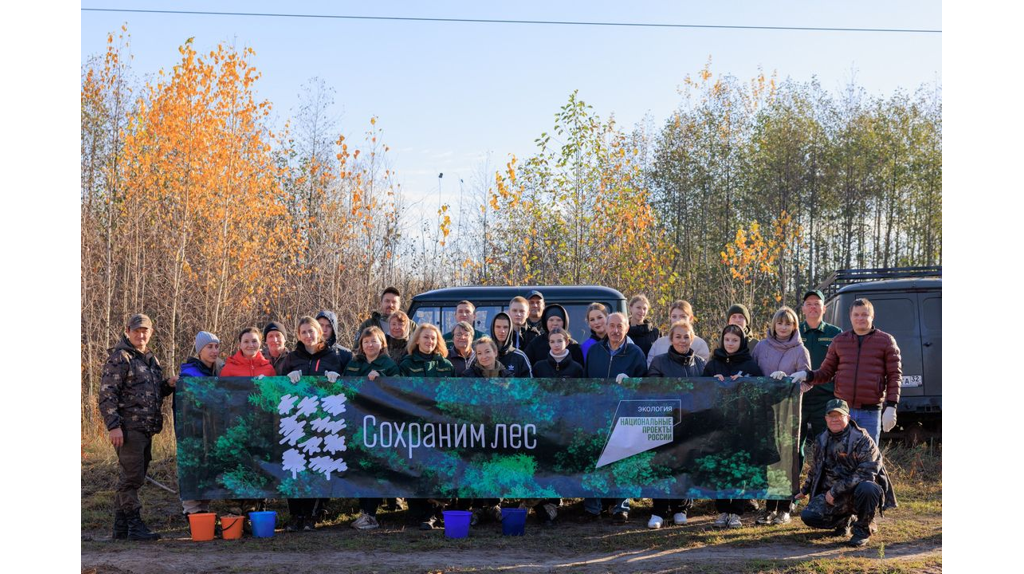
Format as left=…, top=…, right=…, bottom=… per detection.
left=278, top=393, right=348, bottom=480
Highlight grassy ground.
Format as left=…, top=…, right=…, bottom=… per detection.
left=81, top=435, right=941, bottom=573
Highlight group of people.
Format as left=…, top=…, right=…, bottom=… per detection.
left=99, top=287, right=899, bottom=547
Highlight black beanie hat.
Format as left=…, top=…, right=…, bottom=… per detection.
left=263, top=321, right=286, bottom=339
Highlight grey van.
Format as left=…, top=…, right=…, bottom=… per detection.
left=821, top=276, right=941, bottom=418
left=408, top=285, right=627, bottom=344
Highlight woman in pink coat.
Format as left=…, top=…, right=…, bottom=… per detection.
left=751, top=306, right=811, bottom=526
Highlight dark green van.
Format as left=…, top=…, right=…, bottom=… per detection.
left=408, top=285, right=627, bottom=344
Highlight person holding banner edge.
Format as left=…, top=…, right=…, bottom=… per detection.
left=276, top=316, right=350, bottom=532
left=646, top=320, right=705, bottom=529
left=753, top=307, right=811, bottom=526
left=583, top=312, right=647, bottom=523
left=703, top=323, right=763, bottom=528
left=400, top=323, right=457, bottom=530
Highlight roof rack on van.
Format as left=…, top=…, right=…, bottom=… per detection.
left=815, top=266, right=942, bottom=301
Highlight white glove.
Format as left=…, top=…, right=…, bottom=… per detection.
left=255, top=374, right=266, bottom=380
left=325, top=371, right=340, bottom=383
left=882, top=406, right=897, bottom=432
left=769, top=371, right=787, bottom=380
left=790, top=371, right=808, bottom=384
left=287, top=370, right=302, bottom=383
left=800, top=382, right=813, bottom=393
left=367, top=370, right=380, bottom=381
left=615, top=373, right=628, bottom=384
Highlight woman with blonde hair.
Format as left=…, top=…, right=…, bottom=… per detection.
left=752, top=306, right=811, bottom=526
left=398, top=322, right=456, bottom=529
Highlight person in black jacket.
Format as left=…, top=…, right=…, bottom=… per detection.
left=316, top=309, right=355, bottom=363
left=702, top=324, right=764, bottom=528
left=531, top=328, right=584, bottom=378
left=626, top=294, right=660, bottom=357
left=524, top=304, right=585, bottom=366
left=646, top=321, right=706, bottom=529
left=703, top=324, right=763, bottom=381
left=276, top=316, right=351, bottom=532
left=490, top=312, right=533, bottom=377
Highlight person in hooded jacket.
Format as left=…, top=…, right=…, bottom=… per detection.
left=703, top=324, right=764, bottom=528
left=178, top=331, right=224, bottom=520
left=261, top=321, right=290, bottom=373
left=399, top=323, right=457, bottom=529
left=316, top=309, right=355, bottom=362
left=220, top=327, right=277, bottom=377
left=531, top=327, right=584, bottom=378
left=490, top=312, right=533, bottom=377
left=645, top=320, right=705, bottom=529
left=752, top=307, right=812, bottom=526
left=346, top=326, right=400, bottom=531
left=447, top=321, right=476, bottom=376
left=276, top=316, right=349, bottom=532
left=580, top=303, right=608, bottom=361
left=626, top=294, right=660, bottom=357
left=524, top=304, right=585, bottom=366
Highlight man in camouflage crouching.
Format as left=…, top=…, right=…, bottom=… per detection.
left=98, top=314, right=177, bottom=541
left=796, top=399, right=897, bottom=547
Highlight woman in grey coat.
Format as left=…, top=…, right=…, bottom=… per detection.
left=751, top=306, right=811, bottom=526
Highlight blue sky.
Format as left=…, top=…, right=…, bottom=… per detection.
left=81, top=0, right=941, bottom=230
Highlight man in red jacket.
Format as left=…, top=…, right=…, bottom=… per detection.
left=792, top=298, right=901, bottom=444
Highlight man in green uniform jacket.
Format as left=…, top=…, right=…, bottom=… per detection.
left=799, top=290, right=843, bottom=458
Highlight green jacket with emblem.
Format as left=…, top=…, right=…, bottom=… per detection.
left=398, top=350, right=456, bottom=377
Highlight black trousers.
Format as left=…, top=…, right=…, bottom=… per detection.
left=407, top=498, right=450, bottom=522
left=800, top=482, right=882, bottom=534
left=764, top=499, right=792, bottom=513
left=114, top=429, right=152, bottom=513
left=714, top=499, right=759, bottom=515
left=651, top=498, right=693, bottom=517
left=287, top=498, right=324, bottom=519
left=359, top=498, right=383, bottom=516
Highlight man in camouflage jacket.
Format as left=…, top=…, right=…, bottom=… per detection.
left=797, top=399, right=897, bottom=547
left=98, top=314, right=176, bottom=541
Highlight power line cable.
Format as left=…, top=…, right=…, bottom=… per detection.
left=81, top=7, right=941, bottom=34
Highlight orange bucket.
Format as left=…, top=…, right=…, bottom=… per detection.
left=221, top=515, right=244, bottom=540
left=188, top=512, right=217, bottom=542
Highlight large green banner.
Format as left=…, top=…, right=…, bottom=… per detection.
left=174, top=376, right=801, bottom=501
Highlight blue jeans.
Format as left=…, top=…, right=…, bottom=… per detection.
left=850, top=408, right=881, bottom=445
left=584, top=497, right=630, bottom=516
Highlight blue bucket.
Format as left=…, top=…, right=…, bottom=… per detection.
left=501, top=508, right=527, bottom=536
left=442, top=510, right=472, bottom=538
left=249, top=511, right=277, bottom=538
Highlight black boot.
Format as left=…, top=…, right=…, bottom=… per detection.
left=126, top=509, right=161, bottom=541
left=847, top=524, right=871, bottom=547
left=113, top=509, right=129, bottom=540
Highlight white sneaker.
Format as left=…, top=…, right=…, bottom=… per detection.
left=351, top=512, right=379, bottom=530
left=673, top=512, right=688, bottom=525
left=755, top=510, right=776, bottom=525
left=647, top=515, right=664, bottom=529
left=727, top=513, right=742, bottom=528
left=713, top=513, right=730, bottom=528
left=772, top=511, right=791, bottom=525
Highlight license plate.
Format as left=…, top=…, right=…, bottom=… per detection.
left=902, top=375, right=923, bottom=388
